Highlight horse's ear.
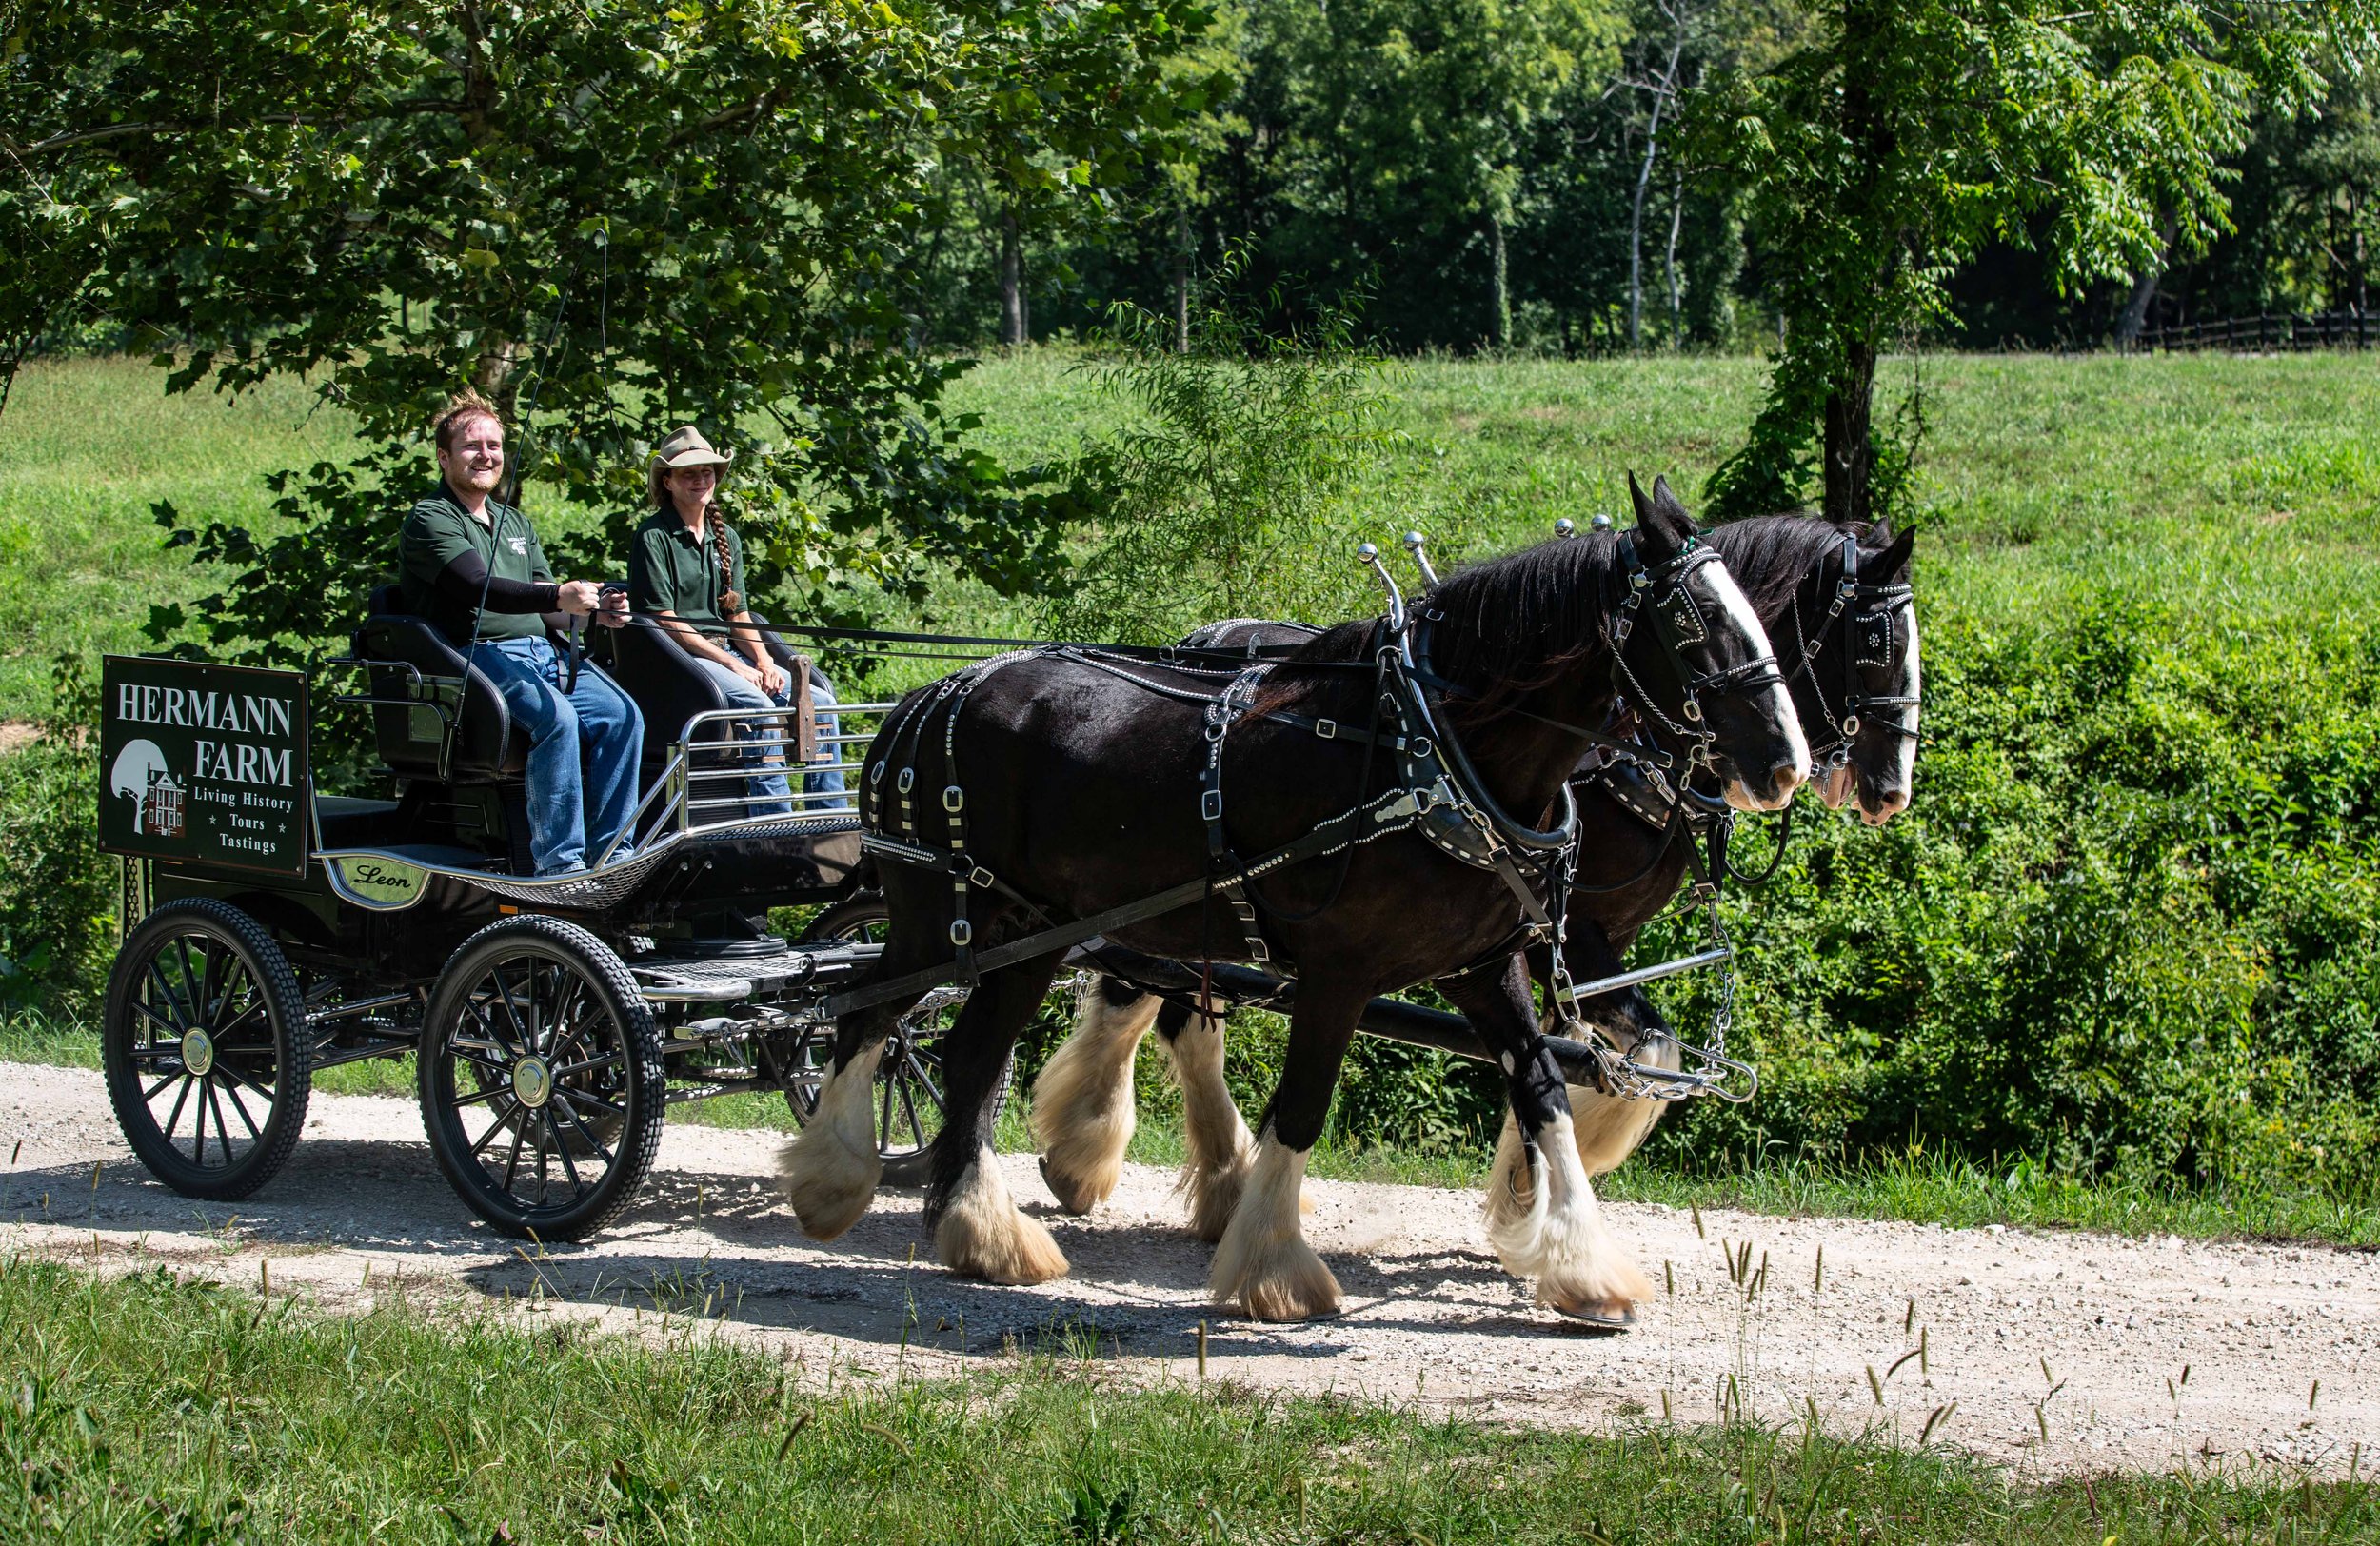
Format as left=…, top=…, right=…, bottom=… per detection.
left=1633, top=473, right=1695, bottom=557
left=1874, top=523, right=1916, bottom=579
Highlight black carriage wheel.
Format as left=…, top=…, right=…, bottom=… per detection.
left=102, top=899, right=312, bottom=1200
left=418, top=917, right=664, bottom=1240
left=793, top=894, right=996, bottom=1187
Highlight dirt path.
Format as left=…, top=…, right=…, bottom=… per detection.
left=4, top=1060, right=2372, bottom=1477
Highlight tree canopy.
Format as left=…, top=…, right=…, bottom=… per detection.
left=1, top=0, right=1214, bottom=664
left=1692, top=0, right=2379, bottom=525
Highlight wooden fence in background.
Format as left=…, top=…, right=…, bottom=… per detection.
left=2139, top=310, right=2375, bottom=352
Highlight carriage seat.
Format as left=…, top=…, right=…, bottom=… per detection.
left=596, top=606, right=805, bottom=769
left=352, top=585, right=527, bottom=783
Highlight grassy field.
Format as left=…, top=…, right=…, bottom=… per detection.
left=2, top=1255, right=2367, bottom=1544
left=8, top=348, right=2380, bottom=721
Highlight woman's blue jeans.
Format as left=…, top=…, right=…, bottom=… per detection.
left=468, top=637, right=645, bottom=874
left=688, top=657, right=847, bottom=815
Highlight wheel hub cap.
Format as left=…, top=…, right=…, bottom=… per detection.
left=512, top=1056, right=554, bottom=1109
left=181, top=1028, right=215, bottom=1077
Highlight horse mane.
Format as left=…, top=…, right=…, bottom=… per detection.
left=1707, top=513, right=1892, bottom=617
left=1416, top=531, right=1633, bottom=696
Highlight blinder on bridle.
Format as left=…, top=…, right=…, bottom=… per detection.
left=1610, top=535, right=1786, bottom=763
left=1791, top=530, right=1919, bottom=763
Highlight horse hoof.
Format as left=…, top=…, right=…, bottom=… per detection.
left=1037, top=1153, right=1109, bottom=1218
left=1549, top=1298, right=1637, bottom=1332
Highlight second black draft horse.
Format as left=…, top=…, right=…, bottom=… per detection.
left=778, top=475, right=1807, bottom=1324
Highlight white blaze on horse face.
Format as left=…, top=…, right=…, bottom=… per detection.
left=1700, top=561, right=1807, bottom=810
left=1861, top=617, right=1920, bottom=825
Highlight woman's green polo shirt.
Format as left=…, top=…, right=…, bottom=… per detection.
left=627, top=510, right=744, bottom=634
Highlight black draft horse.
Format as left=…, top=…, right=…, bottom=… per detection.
left=1031, top=514, right=1919, bottom=1311
left=778, top=476, right=1807, bottom=1324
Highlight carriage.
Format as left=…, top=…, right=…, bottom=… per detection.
left=92, top=519, right=1811, bottom=1248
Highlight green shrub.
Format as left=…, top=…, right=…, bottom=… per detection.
left=1635, top=585, right=2380, bottom=1194
left=0, top=659, right=112, bottom=1017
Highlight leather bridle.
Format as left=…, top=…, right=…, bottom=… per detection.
left=1781, top=531, right=1919, bottom=770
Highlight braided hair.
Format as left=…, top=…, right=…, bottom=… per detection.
left=711, top=515, right=743, bottom=616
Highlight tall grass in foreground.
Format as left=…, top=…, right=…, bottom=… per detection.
left=2, top=1259, right=2368, bottom=1544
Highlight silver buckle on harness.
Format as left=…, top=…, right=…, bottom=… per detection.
left=1315, top=718, right=1338, bottom=739
left=968, top=865, right=996, bottom=888
left=942, top=784, right=964, bottom=813
left=1201, top=789, right=1223, bottom=822
left=896, top=767, right=915, bottom=794
left=949, top=919, right=973, bottom=946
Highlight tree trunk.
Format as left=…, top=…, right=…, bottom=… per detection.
left=1821, top=338, right=1878, bottom=525
left=1489, top=212, right=1510, bottom=350
left=999, top=208, right=1026, bottom=347
left=2113, top=216, right=2177, bottom=350
left=1172, top=204, right=1192, bottom=353
left=1628, top=39, right=1684, bottom=350
left=1664, top=170, right=1685, bottom=346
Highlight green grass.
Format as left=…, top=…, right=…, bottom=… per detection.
left=0, top=360, right=356, bottom=722
left=11, top=347, right=2380, bottom=720
left=4, top=1257, right=2368, bottom=1544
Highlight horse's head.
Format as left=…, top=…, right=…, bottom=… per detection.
left=1798, top=525, right=1919, bottom=825
left=1622, top=474, right=1808, bottom=812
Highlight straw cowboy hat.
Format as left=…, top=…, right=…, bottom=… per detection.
left=647, top=426, right=733, bottom=505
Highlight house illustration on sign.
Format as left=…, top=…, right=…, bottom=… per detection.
left=109, top=738, right=186, bottom=838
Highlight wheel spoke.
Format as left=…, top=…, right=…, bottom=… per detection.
left=134, top=999, right=185, bottom=1040
left=551, top=1119, right=583, bottom=1190
left=552, top=1100, right=615, bottom=1167
left=554, top=1086, right=625, bottom=1121
left=450, top=1086, right=506, bottom=1109
left=213, top=1059, right=278, bottom=1104
left=158, top=1074, right=195, bottom=1139
left=501, top=1111, right=527, bottom=1189
left=179, top=938, right=211, bottom=1031
left=487, top=965, right=531, bottom=1054
left=143, top=1071, right=180, bottom=1100
left=534, top=1120, right=551, bottom=1204
left=205, top=1079, right=239, bottom=1165
left=146, top=960, right=192, bottom=1035
left=221, top=1080, right=263, bottom=1142
left=905, top=1051, right=943, bottom=1110
left=554, top=1052, right=623, bottom=1080
left=896, top=1072, right=924, bottom=1149
left=188, top=1073, right=208, bottom=1163
left=471, top=1097, right=522, bottom=1158
left=206, top=955, right=250, bottom=1032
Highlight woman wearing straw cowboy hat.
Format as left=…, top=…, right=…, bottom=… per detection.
left=626, top=426, right=845, bottom=813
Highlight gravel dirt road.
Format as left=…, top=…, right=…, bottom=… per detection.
left=4, top=1060, right=2371, bottom=1477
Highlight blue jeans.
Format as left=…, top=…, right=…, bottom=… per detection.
left=690, top=656, right=847, bottom=815
left=470, top=637, right=645, bottom=874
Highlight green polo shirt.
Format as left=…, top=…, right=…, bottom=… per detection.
left=627, top=510, right=745, bottom=635
left=396, top=486, right=554, bottom=644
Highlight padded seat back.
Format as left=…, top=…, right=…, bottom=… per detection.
left=598, top=612, right=742, bottom=766
left=353, top=585, right=526, bottom=782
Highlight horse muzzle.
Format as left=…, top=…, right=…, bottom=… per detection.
left=1724, top=757, right=1803, bottom=813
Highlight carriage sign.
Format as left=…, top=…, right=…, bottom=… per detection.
left=100, top=656, right=311, bottom=878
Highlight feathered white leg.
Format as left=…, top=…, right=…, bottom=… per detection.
left=1031, top=986, right=1159, bottom=1215
left=1482, top=1111, right=1653, bottom=1324
left=1209, top=1133, right=1339, bottom=1321
left=936, top=1141, right=1070, bottom=1284
left=1164, top=1008, right=1257, bottom=1242
left=778, top=1040, right=886, bottom=1240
